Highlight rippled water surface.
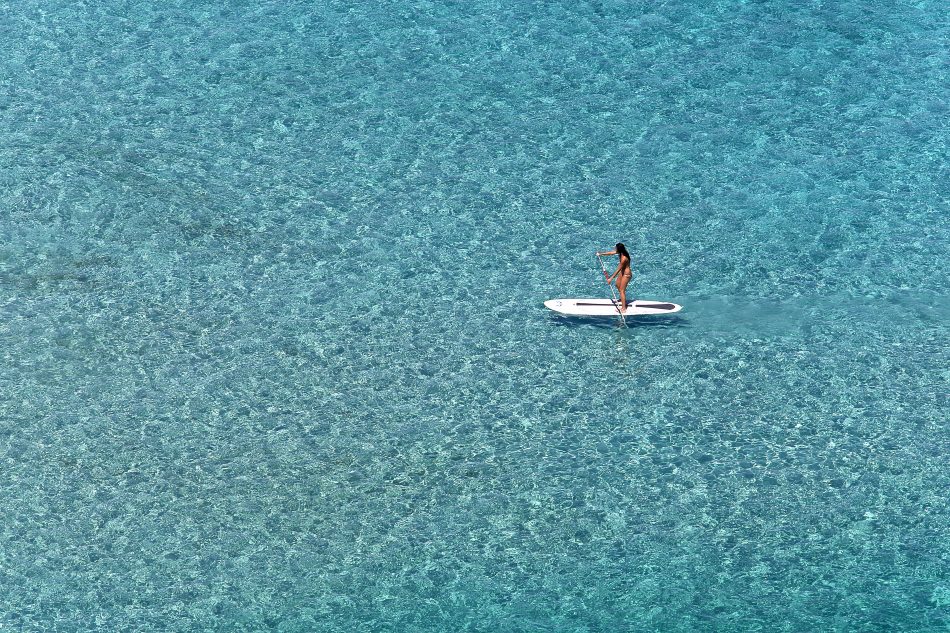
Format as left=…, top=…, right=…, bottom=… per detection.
left=1, top=0, right=948, bottom=630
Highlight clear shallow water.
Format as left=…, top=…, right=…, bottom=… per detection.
left=1, top=0, right=948, bottom=630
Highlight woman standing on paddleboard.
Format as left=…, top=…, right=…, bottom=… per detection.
left=596, top=243, right=632, bottom=313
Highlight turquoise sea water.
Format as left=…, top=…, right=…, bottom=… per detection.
left=1, top=0, right=948, bottom=630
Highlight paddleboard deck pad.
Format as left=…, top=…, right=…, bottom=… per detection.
left=545, top=298, right=682, bottom=317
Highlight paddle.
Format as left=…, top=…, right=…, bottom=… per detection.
left=596, top=253, right=627, bottom=326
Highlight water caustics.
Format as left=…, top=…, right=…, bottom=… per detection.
left=0, top=0, right=948, bottom=631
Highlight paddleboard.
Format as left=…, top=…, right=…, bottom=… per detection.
left=544, top=298, right=682, bottom=317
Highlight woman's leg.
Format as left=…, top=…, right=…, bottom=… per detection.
left=617, top=275, right=630, bottom=312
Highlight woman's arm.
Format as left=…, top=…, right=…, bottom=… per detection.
left=597, top=249, right=618, bottom=257
left=607, top=262, right=622, bottom=283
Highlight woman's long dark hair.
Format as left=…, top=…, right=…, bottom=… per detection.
left=616, top=243, right=629, bottom=258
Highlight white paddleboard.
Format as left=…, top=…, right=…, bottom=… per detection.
left=544, top=298, right=683, bottom=317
